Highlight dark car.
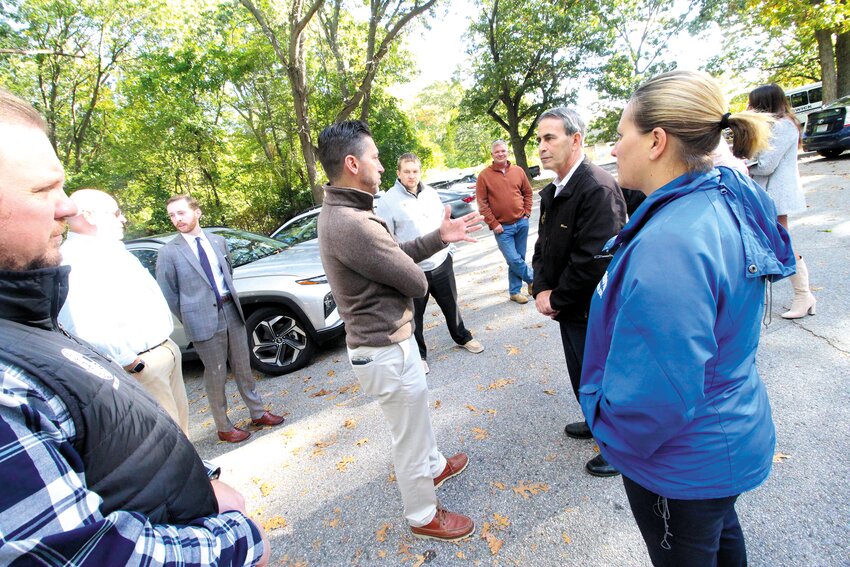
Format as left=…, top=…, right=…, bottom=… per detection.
left=802, top=94, right=850, bottom=158
left=126, top=227, right=344, bottom=376
left=436, top=186, right=478, bottom=218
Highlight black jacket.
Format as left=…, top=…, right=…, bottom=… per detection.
left=0, top=265, right=217, bottom=524
left=532, top=158, right=627, bottom=322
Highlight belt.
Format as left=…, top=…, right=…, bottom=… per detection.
left=138, top=340, right=168, bottom=356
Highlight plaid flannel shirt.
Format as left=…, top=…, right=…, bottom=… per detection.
left=0, top=359, right=264, bottom=566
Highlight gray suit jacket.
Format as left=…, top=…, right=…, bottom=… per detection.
left=156, top=230, right=245, bottom=342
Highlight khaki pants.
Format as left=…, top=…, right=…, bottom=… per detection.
left=134, top=338, right=189, bottom=435
left=347, top=336, right=447, bottom=527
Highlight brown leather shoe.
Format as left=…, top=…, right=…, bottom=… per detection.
left=411, top=509, right=475, bottom=541
left=433, top=453, right=469, bottom=488
left=217, top=427, right=251, bottom=443
left=252, top=411, right=285, bottom=427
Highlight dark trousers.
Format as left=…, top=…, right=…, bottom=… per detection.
left=623, top=476, right=747, bottom=567
left=413, top=255, right=472, bottom=360
left=558, top=319, right=587, bottom=402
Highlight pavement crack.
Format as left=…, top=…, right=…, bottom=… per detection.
left=792, top=322, right=850, bottom=356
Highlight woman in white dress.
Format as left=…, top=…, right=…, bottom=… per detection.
left=748, top=84, right=816, bottom=319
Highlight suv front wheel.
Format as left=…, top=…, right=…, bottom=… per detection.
left=246, top=307, right=316, bottom=375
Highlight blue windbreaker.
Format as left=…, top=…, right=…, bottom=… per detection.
left=579, top=167, right=796, bottom=500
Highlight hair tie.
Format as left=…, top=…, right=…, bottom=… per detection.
left=719, top=112, right=731, bottom=129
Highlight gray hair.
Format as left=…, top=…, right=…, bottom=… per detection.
left=491, top=140, right=508, bottom=150
left=538, top=107, right=585, bottom=137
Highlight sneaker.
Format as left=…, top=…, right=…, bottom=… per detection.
left=422, top=359, right=430, bottom=374
left=459, top=339, right=484, bottom=354
left=509, top=293, right=528, bottom=304
left=434, top=453, right=469, bottom=488
left=410, top=509, right=475, bottom=541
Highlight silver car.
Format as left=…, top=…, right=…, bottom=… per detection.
left=126, top=227, right=344, bottom=376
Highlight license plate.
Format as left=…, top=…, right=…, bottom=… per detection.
left=816, top=124, right=829, bottom=133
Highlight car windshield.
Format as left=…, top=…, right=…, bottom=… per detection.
left=273, top=214, right=318, bottom=247
left=209, top=228, right=289, bottom=267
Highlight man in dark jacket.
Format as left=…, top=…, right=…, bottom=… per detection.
left=532, top=107, right=627, bottom=478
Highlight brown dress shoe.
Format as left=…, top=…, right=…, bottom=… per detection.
left=217, top=427, right=251, bottom=443
left=411, top=509, right=475, bottom=541
left=434, top=453, right=469, bottom=488
left=252, top=411, right=285, bottom=426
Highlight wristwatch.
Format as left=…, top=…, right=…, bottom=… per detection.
left=128, top=360, right=146, bottom=374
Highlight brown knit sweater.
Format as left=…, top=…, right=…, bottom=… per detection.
left=475, top=161, right=533, bottom=229
left=318, top=185, right=446, bottom=348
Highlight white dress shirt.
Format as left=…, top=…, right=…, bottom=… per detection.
left=180, top=231, right=230, bottom=296
left=58, top=232, right=174, bottom=366
left=553, top=155, right=585, bottom=198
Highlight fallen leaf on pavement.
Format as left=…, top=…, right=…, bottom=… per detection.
left=434, top=400, right=442, bottom=409
left=481, top=378, right=515, bottom=390
left=336, top=456, right=355, bottom=472
left=512, top=481, right=550, bottom=499
left=465, top=404, right=479, bottom=412
left=344, top=419, right=357, bottom=429
left=543, top=389, right=556, bottom=395
left=327, top=370, right=335, bottom=377
left=310, top=388, right=332, bottom=398
left=505, top=345, right=520, bottom=355
left=338, top=382, right=360, bottom=394
left=492, top=481, right=506, bottom=490
left=323, top=508, right=342, bottom=528
left=377, top=550, right=387, bottom=558
left=562, top=533, right=572, bottom=544
left=263, top=516, right=287, bottom=531
left=773, top=452, right=791, bottom=462
left=258, top=482, right=275, bottom=497
left=376, top=523, right=391, bottom=542
left=472, top=427, right=489, bottom=440
left=493, top=513, right=510, bottom=529
left=355, top=438, right=368, bottom=446
left=481, top=522, right=504, bottom=555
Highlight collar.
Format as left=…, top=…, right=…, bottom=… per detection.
left=0, top=265, right=71, bottom=330
left=553, top=156, right=585, bottom=195
left=489, top=160, right=512, bottom=172
left=322, top=185, right=375, bottom=210
left=181, top=230, right=207, bottom=245
left=391, top=178, right=424, bottom=198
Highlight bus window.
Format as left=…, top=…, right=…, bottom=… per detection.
left=789, top=91, right=808, bottom=108
left=809, top=87, right=822, bottom=104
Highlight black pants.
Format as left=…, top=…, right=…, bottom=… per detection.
left=558, top=319, right=587, bottom=403
left=623, top=476, right=747, bottom=567
left=413, top=255, right=472, bottom=360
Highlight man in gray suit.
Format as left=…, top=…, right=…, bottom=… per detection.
left=156, top=194, right=284, bottom=443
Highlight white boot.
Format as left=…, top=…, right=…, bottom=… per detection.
left=782, top=256, right=817, bottom=319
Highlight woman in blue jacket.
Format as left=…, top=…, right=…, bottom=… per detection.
left=579, top=70, right=796, bottom=566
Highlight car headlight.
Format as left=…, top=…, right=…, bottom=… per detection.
left=296, top=274, right=328, bottom=285
left=323, top=292, right=336, bottom=318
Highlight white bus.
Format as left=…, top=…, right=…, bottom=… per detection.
left=786, top=82, right=823, bottom=127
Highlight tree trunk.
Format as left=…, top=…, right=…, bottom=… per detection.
left=816, top=28, right=838, bottom=104
left=836, top=31, right=850, bottom=98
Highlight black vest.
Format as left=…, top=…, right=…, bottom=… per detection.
left=0, top=266, right=217, bottom=524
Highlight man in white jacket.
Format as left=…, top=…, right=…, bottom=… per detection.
left=375, top=153, right=484, bottom=374
left=58, top=189, right=189, bottom=434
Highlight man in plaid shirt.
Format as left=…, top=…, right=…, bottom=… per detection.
left=0, top=90, right=269, bottom=565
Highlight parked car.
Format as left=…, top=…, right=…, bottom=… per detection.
left=270, top=192, right=384, bottom=247
left=436, top=186, right=478, bottom=219
left=802, top=94, right=850, bottom=159
left=126, top=227, right=344, bottom=376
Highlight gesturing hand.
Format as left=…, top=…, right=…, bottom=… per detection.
left=438, top=205, right=485, bottom=244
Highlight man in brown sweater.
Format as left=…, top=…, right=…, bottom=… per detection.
left=475, top=140, right=535, bottom=304
left=316, top=121, right=483, bottom=542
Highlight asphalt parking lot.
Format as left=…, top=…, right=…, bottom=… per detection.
left=187, top=153, right=850, bottom=566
